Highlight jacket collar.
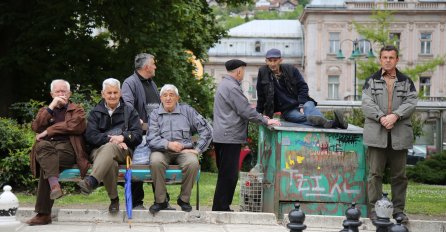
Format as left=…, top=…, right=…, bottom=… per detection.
left=223, top=74, right=241, bottom=86
left=158, top=103, right=180, bottom=114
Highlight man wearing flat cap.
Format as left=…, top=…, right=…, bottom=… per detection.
left=212, top=59, right=280, bottom=211
left=256, top=48, right=348, bottom=129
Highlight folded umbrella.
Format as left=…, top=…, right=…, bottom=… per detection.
left=125, top=155, right=133, bottom=228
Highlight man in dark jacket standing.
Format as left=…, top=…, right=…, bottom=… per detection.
left=78, top=78, right=143, bottom=214
left=122, top=53, right=160, bottom=209
left=256, top=48, right=347, bottom=129
left=27, top=79, right=90, bottom=226
left=362, top=45, right=417, bottom=223
left=212, top=59, right=280, bottom=211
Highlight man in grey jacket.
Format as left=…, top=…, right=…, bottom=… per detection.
left=212, top=59, right=280, bottom=211
left=147, top=84, right=212, bottom=214
left=122, top=53, right=160, bottom=209
left=362, top=45, right=417, bottom=223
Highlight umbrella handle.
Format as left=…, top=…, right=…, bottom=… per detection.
left=126, top=155, right=132, bottom=169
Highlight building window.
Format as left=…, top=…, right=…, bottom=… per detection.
left=250, top=77, right=258, bottom=100
left=328, top=76, right=340, bottom=100
left=389, top=32, right=401, bottom=49
left=420, top=32, right=432, bottom=55
left=255, top=41, right=261, bottom=52
left=329, top=32, right=340, bottom=54
left=358, top=36, right=371, bottom=55
left=420, top=77, right=431, bottom=97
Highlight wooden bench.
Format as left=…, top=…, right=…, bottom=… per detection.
left=59, top=165, right=200, bottom=210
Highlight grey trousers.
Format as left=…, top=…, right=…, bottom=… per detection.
left=367, top=143, right=408, bottom=214
left=90, top=143, right=128, bottom=200
left=150, top=151, right=199, bottom=203
left=34, top=140, right=76, bottom=214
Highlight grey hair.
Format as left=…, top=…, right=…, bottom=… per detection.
left=50, top=79, right=70, bottom=92
left=102, top=78, right=121, bottom=91
left=160, top=84, right=179, bottom=96
left=134, top=53, right=154, bottom=70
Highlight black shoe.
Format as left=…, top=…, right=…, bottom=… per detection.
left=307, top=115, right=332, bottom=128
left=334, top=110, right=348, bottom=129
left=177, top=198, right=192, bottom=212
left=109, top=197, right=119, bottom=214
left=149, top=201, right=168, bottom=214
left=393, top=212, right=409, bottom=224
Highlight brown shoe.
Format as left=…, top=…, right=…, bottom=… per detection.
left=50, top=184, right=63, bottom=200
left=26, top=213, right=52, bottom=226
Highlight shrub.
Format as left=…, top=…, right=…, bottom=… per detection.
left=0, top=119, right=36, bottom=190
left=407, top=152, right=446, bottom=185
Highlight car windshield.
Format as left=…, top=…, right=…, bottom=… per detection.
left=412, top=145, right=427, bottom=157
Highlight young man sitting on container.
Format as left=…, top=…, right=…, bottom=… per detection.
left=256, top=48, right=348, bottom=129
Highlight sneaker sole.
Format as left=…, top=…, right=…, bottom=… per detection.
left=77, top=181, right=92, bottom=195
left=50, top=190, right=63, bottom=200
left=334, top=110, right=348, bottom=129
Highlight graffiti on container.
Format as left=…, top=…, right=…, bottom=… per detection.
left=330, top=133, right=361, bottom=145
left=285, top=150, right=358, bottom=172
left=281, top=170, right=364, bottom=200
left=283, top=132, right=361, bottom=171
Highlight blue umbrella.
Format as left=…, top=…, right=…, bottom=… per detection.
left=125, top=155, right=133, bottom=228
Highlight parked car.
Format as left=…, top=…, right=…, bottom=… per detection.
left=407, top=145, right=427, bottom=165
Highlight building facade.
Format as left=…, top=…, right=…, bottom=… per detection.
left=204, top=20, right=304, bottom=104
left=300, top=0, right=446, bottom=102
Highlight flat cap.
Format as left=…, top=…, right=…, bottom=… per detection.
left=225, top=59, right=247, bottom=71
left=265, top=48, right=281, bottom=58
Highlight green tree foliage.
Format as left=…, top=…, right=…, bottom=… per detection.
left=0, top=0, right=250, bottom=118
left=407, top=152, right=446, bottom=185
left=0, top=118, right=36, bottom=190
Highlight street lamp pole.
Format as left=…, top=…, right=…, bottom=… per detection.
left=336, top=39, right=375, bottom=101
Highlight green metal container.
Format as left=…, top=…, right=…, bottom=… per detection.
left=257, top=121, right=367, bottom=218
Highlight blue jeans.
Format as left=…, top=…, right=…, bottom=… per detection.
left=282, top=101, right=324, bottom=126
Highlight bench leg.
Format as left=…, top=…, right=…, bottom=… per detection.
left=196, top=178, right=199, bottom=211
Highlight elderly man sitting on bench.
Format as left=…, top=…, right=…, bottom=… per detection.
left=147, top=84, right=212, bottom=214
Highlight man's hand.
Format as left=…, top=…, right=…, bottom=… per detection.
left=380, top=114, right=399, bottom=129
left=109, top=135, right=125, bottom=144
left=267, top=119, right=281, bottom=126
left=168, top=141, right=184, bottom=153
left=36, top=130, right=48, bottom=141
left=48, top=96, right=68, bottom=110
left=182, top=149, right=199, bottom=155
left=118, top=142, right=128, bottom=150
left=299, top=108, right=304, bottom=114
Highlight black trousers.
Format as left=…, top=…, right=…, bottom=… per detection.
left=131, top=182, right=144, bottom=207
left=212, top=143, right=241, bottom=211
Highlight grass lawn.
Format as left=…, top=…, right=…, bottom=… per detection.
left=16, top=172, right=446, bottom=217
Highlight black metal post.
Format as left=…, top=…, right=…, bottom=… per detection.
left=353, top=59, right=357, bottom=101
left=287, top=203, right=307, bottom=232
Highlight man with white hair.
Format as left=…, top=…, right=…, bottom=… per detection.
left=78, top=78, right=143, bottom=214
left=147, top=84, right=212, bottom=214
left=27, top=79, right=90, bottom=225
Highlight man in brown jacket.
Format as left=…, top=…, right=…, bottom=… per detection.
left=26, top=79, right=90, bottom=226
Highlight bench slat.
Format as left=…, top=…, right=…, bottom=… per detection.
left=59, top=165, right=200, bottom=184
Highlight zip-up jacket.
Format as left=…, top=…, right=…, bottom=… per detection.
left=362, top=68, right=418, bottom=150
left=147, top=103, right=212, bottom=154
left=256, top=64, right=317, bottom=118
left=213, top=75, right=267, bottom=144
left=85, top=98, right=143, bottom=151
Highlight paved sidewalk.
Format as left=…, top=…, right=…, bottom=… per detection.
left=14, top=208, right=446, bottom=232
